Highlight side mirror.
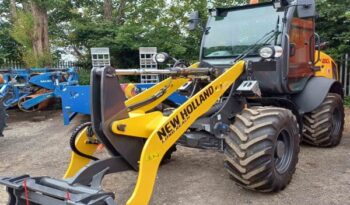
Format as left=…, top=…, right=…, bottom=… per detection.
left=297, top=0, right=316, bottom=18
left=318, top=42, right=328, bottom=50
left=314, top=33, right=321, bottom=64
left=188, top=11, right=200, bottom=31
left=273, top=0, right=293, bottom=11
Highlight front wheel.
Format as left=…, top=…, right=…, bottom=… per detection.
left=224, top=107, right=300, bottom=192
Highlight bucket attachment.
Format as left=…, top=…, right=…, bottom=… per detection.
left=0, top=155, right=133, bottom=205
left=1, top=175, right=115, bottom=205
left=90, top=66, right=145, bottom=170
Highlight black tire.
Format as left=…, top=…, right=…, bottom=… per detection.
left=0, top=100, right=7, bottom=137
left=224, top=107, right=300, bottom=192
left=302, top=93, right=344, bottom=147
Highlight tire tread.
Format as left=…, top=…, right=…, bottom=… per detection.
left=224, top=106, right=300, bottom=192
left=302, top=93, right=344, bottom=147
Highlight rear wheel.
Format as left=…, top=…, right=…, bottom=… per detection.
left=302, top=93, right=344, bottom=147
left=224, top=107, right=300, bottom=192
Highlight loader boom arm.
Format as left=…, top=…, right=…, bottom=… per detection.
left=124, top=61, right=245, bottom=204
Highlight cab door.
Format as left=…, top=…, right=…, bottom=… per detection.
left=288, top=9, right=315, bottom=92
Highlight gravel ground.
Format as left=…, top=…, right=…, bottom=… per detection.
left=0, top=108, right=349, bottom=205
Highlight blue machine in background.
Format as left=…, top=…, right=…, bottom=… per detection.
left=0, top=68, right=78, bottom=111
left=20, top=68, right=79, bottom=111
left=60, top=85, right=91, bottom=125
left=0, top=68, right=79, bottom=136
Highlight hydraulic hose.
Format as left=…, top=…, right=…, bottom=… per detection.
left=69, top=122, right=99, bottom=161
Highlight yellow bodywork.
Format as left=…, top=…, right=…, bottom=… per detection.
left=64, top=61, right=245, bottom=205
left=315, top=51, right=338, bottom=80
left=64, top=126, right=99, bottom=178
left=124, top=83, right=137, bottom=99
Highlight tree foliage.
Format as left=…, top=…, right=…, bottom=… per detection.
left=10, top=11, right=37, bottom=66
left=316, top=0, right=350, bottom=60
left=0, top=0, right=348, bottom=68
left=0, top=0, right=22, bottom=65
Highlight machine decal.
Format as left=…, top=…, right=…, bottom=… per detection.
left=322, top=59, right=330, bottom=64
left=146, top=152, right=161, bottom=161
left=157, top=85, right=215, bottom=143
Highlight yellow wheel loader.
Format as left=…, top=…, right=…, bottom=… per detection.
left=0, top=0, right=344, bottom=204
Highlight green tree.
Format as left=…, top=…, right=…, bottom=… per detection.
left=0, top=0, right=22, bottom=65
left=8, top=0, right=74, bottom=67
left=1, top=0, right=348, bottom=69
left=316, top=0, right=350, bottom=60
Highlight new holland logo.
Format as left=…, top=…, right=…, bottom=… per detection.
left=157, top=85, right=215, bottom=143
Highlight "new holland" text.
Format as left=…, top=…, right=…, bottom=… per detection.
left=157, top=86, right=215, bottom=143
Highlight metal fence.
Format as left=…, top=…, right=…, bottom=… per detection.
left=0, top=59, right=23, bottom=69
left=339, top=53, right=350, bottom=96
left=0, top=59, right=78, bottom=70
left=52, top=61, right=79, bottom=69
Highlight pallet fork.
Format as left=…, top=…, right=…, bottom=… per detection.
left=0, top=61, right=245, bottom=205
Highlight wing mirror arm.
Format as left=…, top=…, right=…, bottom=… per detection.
left=314, top=33, right=321, bottom=64
left=187, top=11, right=202, bottom=32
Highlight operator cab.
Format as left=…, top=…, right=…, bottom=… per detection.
left=201, top=3, right=284, bottom=66
left=192, top=0, right=317, bottom=95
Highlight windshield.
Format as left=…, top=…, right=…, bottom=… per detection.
left=203, top=5, right=283, bottom=58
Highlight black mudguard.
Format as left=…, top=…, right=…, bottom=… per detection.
left=292, top=77, right=344, bottom=114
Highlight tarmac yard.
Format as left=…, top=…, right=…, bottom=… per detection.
left=0, top=109, right=349, bottom=205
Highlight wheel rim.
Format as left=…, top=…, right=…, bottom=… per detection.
left=331, top=107, right=342, bottom=136
left=274, top=130, right=293, bottom=174
left=18, top=96, right=39, bottom=112
left=2, top=93, right=15, bottom=108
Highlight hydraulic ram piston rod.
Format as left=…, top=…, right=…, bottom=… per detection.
left=114, top=68, right=213, bottom=76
